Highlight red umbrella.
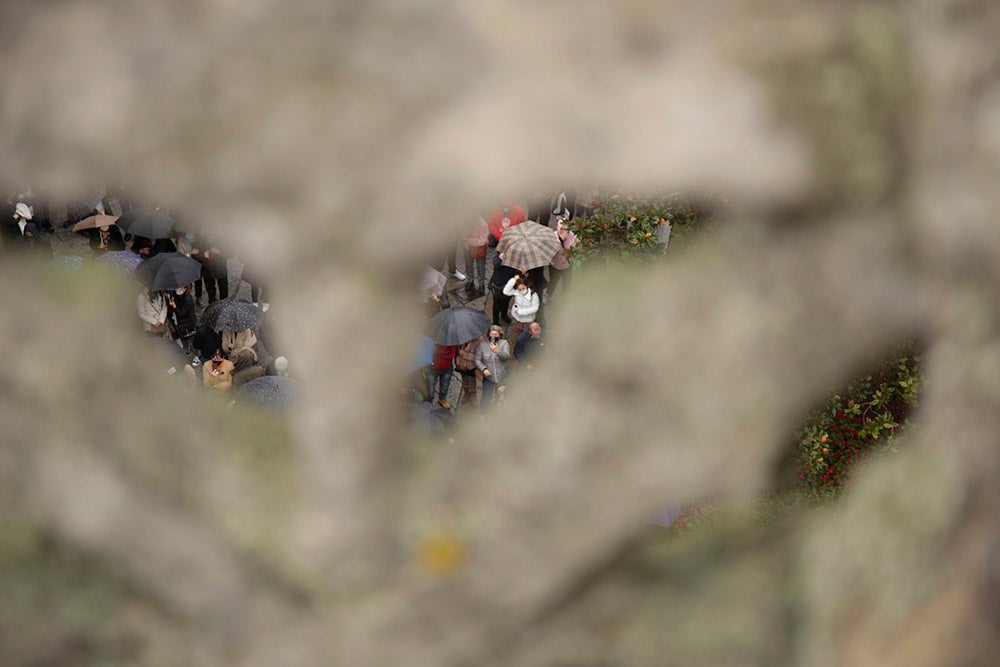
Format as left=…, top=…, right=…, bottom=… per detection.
left=486, top=203, right=526, bottom=241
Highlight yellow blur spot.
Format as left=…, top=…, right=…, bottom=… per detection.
left=418, top=532, right=467, bottom=575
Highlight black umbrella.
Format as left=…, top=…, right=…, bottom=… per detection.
left=135, top=252, right=202, bottom=292
left=234, top=376, right=297, bottom=412
left=202, top=298, right=261, bottom=333
left=426, top=306, right=491, bottom=345
left=117, top=208, right=177, bottom=239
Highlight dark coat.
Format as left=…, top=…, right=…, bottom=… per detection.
left=193, top=322, right=223, bottom=359
left=489, top=255, right=520, bottom=290
left=514, top=329, right=543, bottom=365
left=192, top=234, right=226, bottom=276
left=168, top=291, right=197, bottom=336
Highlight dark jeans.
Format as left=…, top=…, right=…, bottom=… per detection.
left=481, top=378, right=498, bottom=406
left=425, top=366, right=454, bottom=402
left=203, top=271, right=229, bottom=303
left=490, top=287, right=510, bottom=325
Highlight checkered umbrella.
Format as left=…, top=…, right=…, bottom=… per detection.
left=497, top=221, right=562, bottom=273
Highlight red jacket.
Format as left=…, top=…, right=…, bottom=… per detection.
left=432, top=345, right=458, bottom=370
left=487, top=204, right=526, bottom=241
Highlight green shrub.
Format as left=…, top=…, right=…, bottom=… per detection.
left=794, top=342, right=923, bottom=499
left=568, top=191, right=721, bottom=264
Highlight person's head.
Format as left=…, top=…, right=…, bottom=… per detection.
left=488, top=325, right=503, bottom=343
left=274, top=356, right=289, bottom=374
left=212, top=349, right=225, bottom=362
left=516, top=275, right=533, bottom=293
left=529, top=322, right=542, bottom=339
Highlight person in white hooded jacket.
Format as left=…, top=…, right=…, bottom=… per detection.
left=502, top=273, right=539, bottom=342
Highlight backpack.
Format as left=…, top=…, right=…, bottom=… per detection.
left=455, top=339, right=479, bottom=372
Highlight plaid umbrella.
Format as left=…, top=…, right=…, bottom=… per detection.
left=497, top=221, right=562, bottom=273
left=234, top=376, right=297, bottom=412
left=202, top=298, right=262, bottom=333
left=96, top=249, right=142, bottom=273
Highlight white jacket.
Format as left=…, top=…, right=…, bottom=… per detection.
left=502, top=277, right=539, bottom=323
left=136, top=292, right=167, bottom=331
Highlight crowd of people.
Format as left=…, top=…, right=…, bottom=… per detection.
left=4, top=184, right=590, bottom=421
left=415, top=191, right=586, bottom=416
left=2, top=186, right=287, bottom=400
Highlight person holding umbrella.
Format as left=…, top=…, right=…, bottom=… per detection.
left=427, top=343, right=458, bottom=410
left=135, top=252, right=203, bottom=294
left=73, top=213, right=125, bottom=256
left=502, top=273, right=539, bottom=342
left=425, top=305, right=492, bottom=411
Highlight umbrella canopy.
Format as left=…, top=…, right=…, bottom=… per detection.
left=234, top=376, right=297, bottom=412
left=117, top=208, right=177, bottom=239
left=426, top=306, right=490, bottom=345
left=96, top=249, right=142, bottom=273
left=202, top=298, right=262, bottom=333
left=135, top=252, right=202, bottom=292
left=409, top=335, right=436, bottom=373
left=421, top=266, right=447, bottom=301
left=72, top=213, right=120, bottom=232
left=487, top=207, right=527, bottom=241
left=50, top=255, right=84, bottom=273
left=498, top=221, right=562, bottom=273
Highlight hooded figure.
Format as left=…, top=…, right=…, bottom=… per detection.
left=19, top=222, right=52, bottom=256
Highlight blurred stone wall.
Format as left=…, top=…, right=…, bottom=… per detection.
left=0, top=1, right=998, bottom=665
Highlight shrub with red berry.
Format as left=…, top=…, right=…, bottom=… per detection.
left=794, top=343, right=922, bottom=498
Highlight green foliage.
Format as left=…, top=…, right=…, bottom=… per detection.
left=567, top=191, right=721, bottom=264
left=671, top=342, right=925, bottom=536
left=793, top=342, right=923, bottom=499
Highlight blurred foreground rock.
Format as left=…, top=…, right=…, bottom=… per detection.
left=1, top=1, right=998, bottom=666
